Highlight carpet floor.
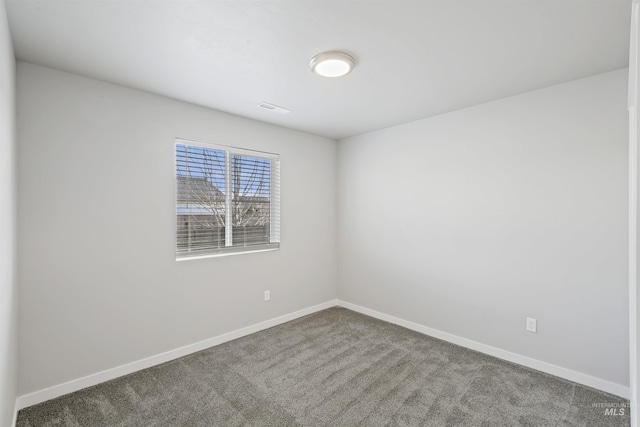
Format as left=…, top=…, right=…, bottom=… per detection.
left=17, top=307, right=630, bottom=426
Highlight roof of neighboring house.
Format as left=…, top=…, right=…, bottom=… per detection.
left=176, top=175, right=224, bottom=203
left=176, top=175, right=269, bottom=219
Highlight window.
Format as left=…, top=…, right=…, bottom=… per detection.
left=175, top=138, right=280, bottom=259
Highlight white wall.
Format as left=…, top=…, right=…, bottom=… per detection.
left=630, top=0, right=639, bottom=422
left=0, top=0, right=18, bottom=424
left=338, top=69, right=629, bottom=388
left=14, top=59, right=629, bottom=402
left=17, top=62, right=338, bottom=395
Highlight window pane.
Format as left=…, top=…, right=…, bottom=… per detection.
left=176, top=143, right=227, bottom=252
left=231, top=154, right=271, bottom=246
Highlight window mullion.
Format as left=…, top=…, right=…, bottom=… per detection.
left=224, top=150, right=233, bottom=247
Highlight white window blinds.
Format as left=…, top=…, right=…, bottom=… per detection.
left=175, top=138, right=280, bottom=258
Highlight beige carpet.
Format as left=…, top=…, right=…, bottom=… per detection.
left=17, top=307, right=630, bottom=426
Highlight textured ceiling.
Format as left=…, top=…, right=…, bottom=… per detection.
left=5, top=0, right=633, bottom=140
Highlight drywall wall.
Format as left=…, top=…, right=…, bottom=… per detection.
left=17, top=62, right=338, bottom=395
left=338, top=69, right=629, bottom=388
left=0, top=0, right=18, bottom=424
left=630, top=0, right=639, bottom=422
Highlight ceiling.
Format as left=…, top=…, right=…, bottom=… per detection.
left=4, top=0, right=633, bottom=140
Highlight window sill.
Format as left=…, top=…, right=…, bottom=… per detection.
left=176, top=244, right=279, bottom=261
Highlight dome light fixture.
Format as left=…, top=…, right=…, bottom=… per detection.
left=310, top=51, right=355, bottom=78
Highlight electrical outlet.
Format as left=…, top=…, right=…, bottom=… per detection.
left=526, top=317, right=537, bottom=333
left=264, top=290, right=270, bottom=301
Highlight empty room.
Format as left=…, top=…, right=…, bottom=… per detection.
left=2, top=0, right=640, bottom=426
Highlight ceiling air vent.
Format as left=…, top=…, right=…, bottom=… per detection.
left=258, top=102, right=291, bottom=115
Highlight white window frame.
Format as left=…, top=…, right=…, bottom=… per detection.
left=175, top=138, right=280, bottom=260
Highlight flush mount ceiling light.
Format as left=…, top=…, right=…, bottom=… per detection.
left=310, top=51, right=355, bottom=78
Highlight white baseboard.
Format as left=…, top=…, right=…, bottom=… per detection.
left=16, top=299, right=338, bottom=410
left=12, top=400, right=18, bottom=427
left=336, top=300, right=630, bottom=399
left=16, top=298, right=629, bottom=412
